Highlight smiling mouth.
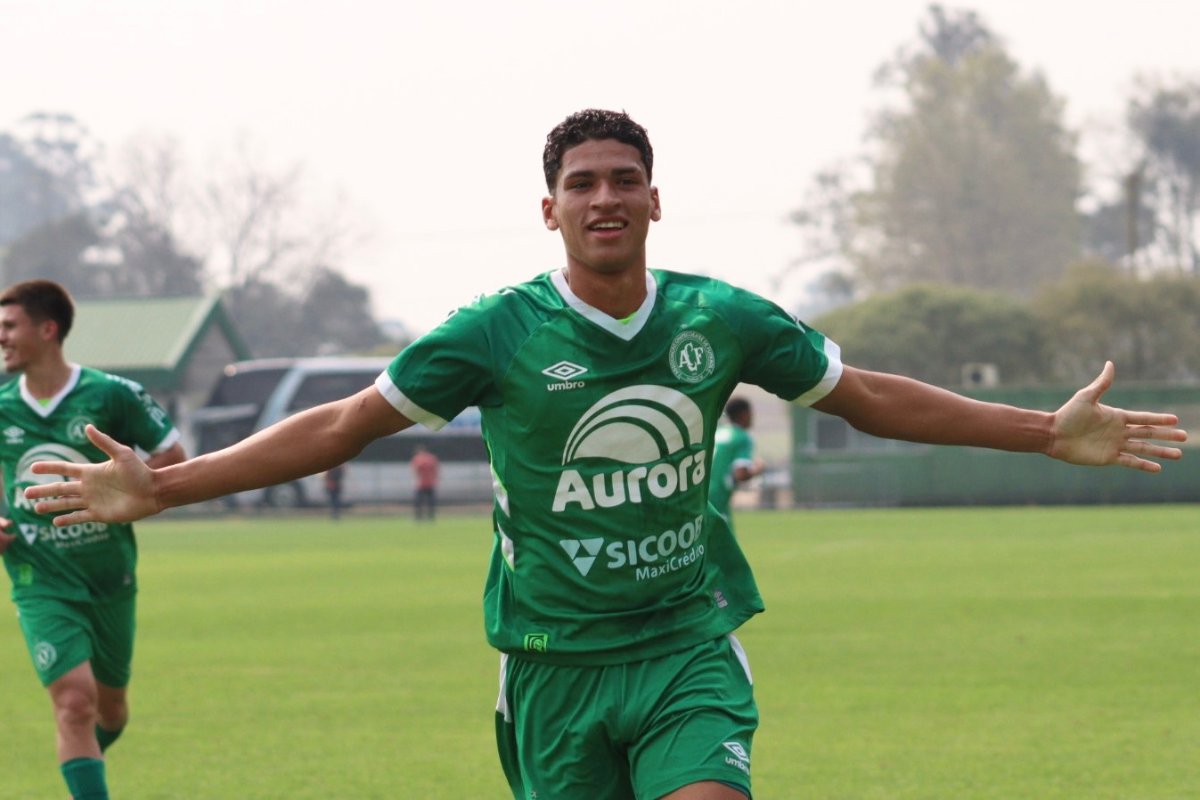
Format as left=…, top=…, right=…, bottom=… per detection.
left=588, top=221, right=627, bottom=231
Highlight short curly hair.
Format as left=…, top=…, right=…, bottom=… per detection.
left=543, top=109, right=654, bottom=192
left=0, top=279, right=74, bottom=342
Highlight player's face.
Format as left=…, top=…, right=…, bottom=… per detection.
left=542, top=139, right=661, bottom=276
left=0, top=304, right=54, bottom=373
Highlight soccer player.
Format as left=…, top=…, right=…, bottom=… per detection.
left=708, top=397, right=766, bottom=531
left=0, top=279, right=186, bottom=800
left=24, top=111, right=1187, bottom=800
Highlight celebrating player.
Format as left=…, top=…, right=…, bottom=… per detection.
left=25, top=111, right=1186, bottom=800
left=708, top=397, right=766, bottom=532
left=0, top=279, right=186, bottom=800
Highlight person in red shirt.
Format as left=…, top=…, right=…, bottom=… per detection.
left=410, top=445, right=440, bottom=522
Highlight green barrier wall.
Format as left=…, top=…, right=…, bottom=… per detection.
left=790, top=383, right=1200, bottom=507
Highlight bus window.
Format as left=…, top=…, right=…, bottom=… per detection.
left=286, top=371, right=383, bottom=412
left=207, top=366, right=291, bottom=406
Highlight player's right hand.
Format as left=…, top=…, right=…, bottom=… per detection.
left=23, top=425, right=161, bottom=527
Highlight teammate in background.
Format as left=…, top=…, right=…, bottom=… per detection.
left=0, top=279, right=185, bottom=800
left=708, top=397, right=766, bottom=531
left=324, top=463, right=347, bottom=520
left=24, top=111, right=1187, bottom=800
left=410, top=444, right=439, bottom=522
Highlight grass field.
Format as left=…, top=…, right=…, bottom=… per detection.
left=3, top=505, right=1198, bottom=799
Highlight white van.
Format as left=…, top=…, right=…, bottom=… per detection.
left=189, top=357, right=492, bottom=508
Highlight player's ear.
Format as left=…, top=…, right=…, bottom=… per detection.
left=650, top=187, right=661, bottom=222
left=542, top=195, right=560, bottom=231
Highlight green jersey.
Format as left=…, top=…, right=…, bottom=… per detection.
left=376, top=269, right=842, bottom=665
left=708, top=423, right=755, bottom=522
left=1, top=365, right=179, bottom=603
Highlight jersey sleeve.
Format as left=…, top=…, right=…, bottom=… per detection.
left=728, top=289, right=844, bottom=406
left=109, top=376, right=180, bottom=455
left=376, top=294, right=509, bottom=431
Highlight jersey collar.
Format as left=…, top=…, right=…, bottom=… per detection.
left=551, top=269, right=657, bottom=342
left=19, top=363, right=82, bottom=418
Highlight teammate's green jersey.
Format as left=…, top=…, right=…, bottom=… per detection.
left=708, top=423, right=755, bottom=522
left=1, top=365, right=179, bottom=603
left=376, top=269, right=843, bottom=665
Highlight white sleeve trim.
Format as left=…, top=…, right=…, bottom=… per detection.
left=151, top=427, right=182, bottom=455
left=790, top=338, right=844, bottom=407
left=373, top=372, right=450, bottom=431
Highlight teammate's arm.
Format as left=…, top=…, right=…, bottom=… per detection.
left=0, top=517, right=14, bottom=555
left=25, top=387, right=414, bottom=526
left=145, top=441, right=186, bottom=469
left=813, top=361, right=1186, bottom=472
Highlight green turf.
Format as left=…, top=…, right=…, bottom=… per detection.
left=3, top=506, right=1198, bottom=798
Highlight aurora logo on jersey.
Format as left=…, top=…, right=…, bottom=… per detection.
left=10, top=443, right=95, bottom=539
left=552, top=385, right=706, bottom=512
left=14, top=443, right=90, bottom=486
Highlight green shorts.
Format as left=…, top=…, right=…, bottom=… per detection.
left=495, top=634, right=757, bottom=800
left=15, top=594, right=137, bottom=688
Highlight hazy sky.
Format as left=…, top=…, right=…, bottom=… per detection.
left=4, top=0, right=1198, bottom=334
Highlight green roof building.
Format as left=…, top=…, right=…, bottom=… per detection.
left=63, top=295, right=251, bottom=449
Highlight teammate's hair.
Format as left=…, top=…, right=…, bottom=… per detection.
left=0, top=279, right=74, bottom=342
left=543, top=109, right=654, bottom=191
left=725, top=397, right=751, bottom=420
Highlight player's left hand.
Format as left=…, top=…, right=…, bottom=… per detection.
left=1048, top=361, right=1188, bottom=471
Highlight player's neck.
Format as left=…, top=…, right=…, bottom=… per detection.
left=563, top=263, right=648, bottom=320
left=21, top=352, right=73, bottom=400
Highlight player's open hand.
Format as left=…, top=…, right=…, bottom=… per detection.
left=23, top=424, right=161, bottom=526
left=1048, top=361, right=1188, bottom=471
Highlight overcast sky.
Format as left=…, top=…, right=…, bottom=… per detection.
left=3, top=0, right=1198, bottom=334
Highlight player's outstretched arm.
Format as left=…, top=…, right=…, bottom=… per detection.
left=1047, top=361, right=1187, bottom=471
left=812, top=362, right=1186, bottom=471
left=26, top=387, right=414, bottom=527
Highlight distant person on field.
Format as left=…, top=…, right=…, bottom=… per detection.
left=23, top=109, right=1189, bottom=800
left=0, top=279, right=186, bottom=800
left=325, top=463, right=347, bottom=520
left=708, top=396, right=766, bottom=531
left=410, top=445, right=439, bottom=521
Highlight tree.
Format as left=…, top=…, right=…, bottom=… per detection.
left=791, top=5, right=1083, bottom=299
left=2, top=214, right=105, bottom=296
left=0, top=112, right=101, bottom=249
left=106, top=133, right=207, bottom=296
left=1034, top=259, right=1200, bottom=382
left=222, top=279, right=302, bottom=358
left=293, top=267, right=384, bottom=355
left=812, top=282, right=1049, bottom=387
left=1125, top=75, right=1200, bottom=272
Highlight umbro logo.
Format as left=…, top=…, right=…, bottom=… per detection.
left=543, top=361, right=588, bottom=392
left=723, top=742, right=749, bottom=762
left=4, top=425, right=24, bottom=445
left=723, top=741, right=750, bottom=774
left=559, top=537, right=604, bottom=575
left=543, top=361, right=588, bottom=381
